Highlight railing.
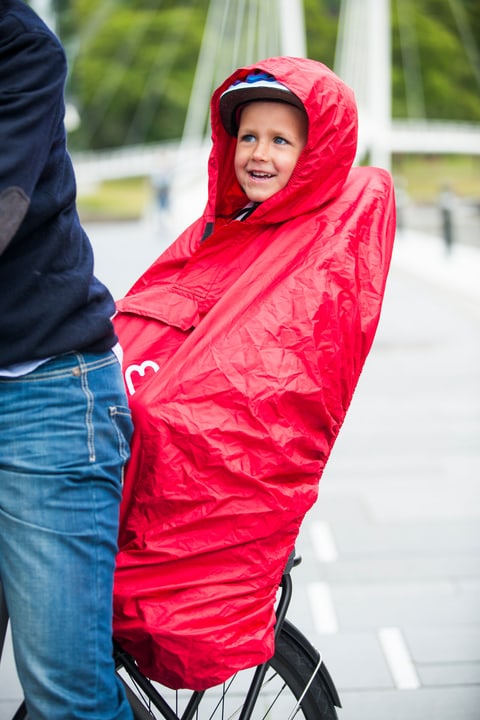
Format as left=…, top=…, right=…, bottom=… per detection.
left=72, top=120, right=480, bottom=188
left=389, top=119, right=480, bottom=154
left=72, top=141, right=181, bottom=188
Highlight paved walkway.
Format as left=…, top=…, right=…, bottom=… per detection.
left=1, top=223, right=479, bottom=719
left=392, top=228, right=480, bottom=309
left=289, top=229, right=480, bottom=719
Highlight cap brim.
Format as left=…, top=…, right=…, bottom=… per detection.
left=219, top=83, right=305, bottom=136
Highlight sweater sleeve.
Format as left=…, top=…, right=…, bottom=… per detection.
left=0, top=22, right=67, bottom=253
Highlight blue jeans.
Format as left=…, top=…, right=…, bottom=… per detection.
left=0, top=352, right=133, bottom=720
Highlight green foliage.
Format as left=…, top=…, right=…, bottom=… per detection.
left=303, top=0, right=339, bottom=68
left=67, top=1, right=207, bottom=149
left=391, top=0, right=480, bottom=121
left=33, top=0, right=480, bottom=150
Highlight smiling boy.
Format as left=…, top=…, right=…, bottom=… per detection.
left=113, top=58, right=396, bottom=690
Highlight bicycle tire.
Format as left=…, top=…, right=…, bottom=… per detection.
left=115, top=619, right=340, bottom=720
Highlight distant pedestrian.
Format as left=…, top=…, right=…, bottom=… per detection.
left=152, top=172, right=171, bottom=212
left=438, top=184, right=456, bottom=253
left=394, top=176, right=409, bottom=235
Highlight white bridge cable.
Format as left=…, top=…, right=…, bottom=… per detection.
left=182, top=0, right=305, bottom=144
left=396, top=0, right=426, bottom=118
left=87, top=14, right=155, bottom=143
left=334, top=0, right=368, bottom=107
left=124, top=9, right=195, bottom=146
left=245, top=0, right=259, bottom=66
left=447, top=0, right=480, bottom=91
left=231, top=0, right=247, bottom=72
left=181, top=0, right=228, bottom=142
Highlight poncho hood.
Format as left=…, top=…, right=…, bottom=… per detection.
left=207, top=56, right=358, bottom=224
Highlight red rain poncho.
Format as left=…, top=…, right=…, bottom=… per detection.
left=113, top=57, right=396, bottom=690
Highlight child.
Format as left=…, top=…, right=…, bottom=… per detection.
left=113, top=57, right=396, bottom=690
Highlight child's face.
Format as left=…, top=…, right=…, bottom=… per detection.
left=234, top=101, right=307, bottom=203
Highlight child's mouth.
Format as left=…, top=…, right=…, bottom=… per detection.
left=249, top=171, right=273, bottom=179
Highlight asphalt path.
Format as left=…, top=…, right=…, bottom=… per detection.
left=289, top=229, right=480, bottom=719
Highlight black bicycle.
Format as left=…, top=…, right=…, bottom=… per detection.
left=113, top=553, right=341, bottom=720
left=2, top=554, right=341, bottom=719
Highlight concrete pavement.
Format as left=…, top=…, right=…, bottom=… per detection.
left=1, top=220, right=479, bottom=718
left=289, top=230, right=480, bottom=718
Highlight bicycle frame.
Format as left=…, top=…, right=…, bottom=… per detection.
left=236, top=559, right=296, bottom=719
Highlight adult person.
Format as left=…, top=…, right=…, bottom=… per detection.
left=438, top=183, right=456, bottom=253
left=0, top=2, right=133, bottom=718
left=113, top=57, right=396, bottom=690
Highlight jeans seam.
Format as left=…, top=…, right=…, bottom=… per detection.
left=76, top=353, right=96, bottom=462
left=92, top=481, right=101, bottom=706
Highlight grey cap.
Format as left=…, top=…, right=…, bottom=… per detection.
left=219, top=74, right=305, bottom=136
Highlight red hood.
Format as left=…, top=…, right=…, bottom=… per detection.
left=206, top=56, right=358, bottom=224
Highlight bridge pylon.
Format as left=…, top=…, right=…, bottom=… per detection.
left=335, top=0, right=392, bottom=170
left=182, top=0, right=306, bottom=144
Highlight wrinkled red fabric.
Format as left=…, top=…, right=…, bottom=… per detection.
left=113, top=56, right=396, bottom=690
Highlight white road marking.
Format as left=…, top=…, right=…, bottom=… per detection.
left=378, top=627, right=420, bottom=689
left=309, top=521, right=339, bottom=563
left=307, top=582, right=339, bottom=634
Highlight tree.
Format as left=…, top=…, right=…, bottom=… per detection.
left=391, top=0, right=480, bottom=120
left=30, top=0, right=480, bottom=150
left=66, top=1, right=208, bottom=149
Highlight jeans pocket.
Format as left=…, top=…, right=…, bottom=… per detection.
left=109, top=405, right=133, bottom=464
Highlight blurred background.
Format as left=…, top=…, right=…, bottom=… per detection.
left=28, top=0, right=479, bottom=243
left=1, top=3, right=478, bottom=719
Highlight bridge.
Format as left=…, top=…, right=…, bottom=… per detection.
left=73, top=117, right=480, bottom=191
left=70, top=0, right=479, bottom=188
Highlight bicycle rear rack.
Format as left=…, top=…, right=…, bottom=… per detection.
left=235, top=551, right=300, bottom=720
left=114, top=550, right=301, bottom=720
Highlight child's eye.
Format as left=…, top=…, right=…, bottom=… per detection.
left=273, top=136, right=288, bottom=145
left=239, top=133, right=256, bottom=142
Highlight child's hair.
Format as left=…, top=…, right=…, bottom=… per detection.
left=219, top=70, right=305, bottom=136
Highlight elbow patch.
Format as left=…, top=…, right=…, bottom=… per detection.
left=0, top=187, right=30, bottom=255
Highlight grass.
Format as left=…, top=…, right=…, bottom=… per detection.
left=78, top=176, right=152, bottom=222
left=77, top=155, right=479, bottom=221
left=392, top=154, right=480, bottom=204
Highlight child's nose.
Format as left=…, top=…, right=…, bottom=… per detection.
left=252, top=140, right=269, bottom=160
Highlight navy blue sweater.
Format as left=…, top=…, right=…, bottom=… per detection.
left=0, top=0, right=117, bottom=365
